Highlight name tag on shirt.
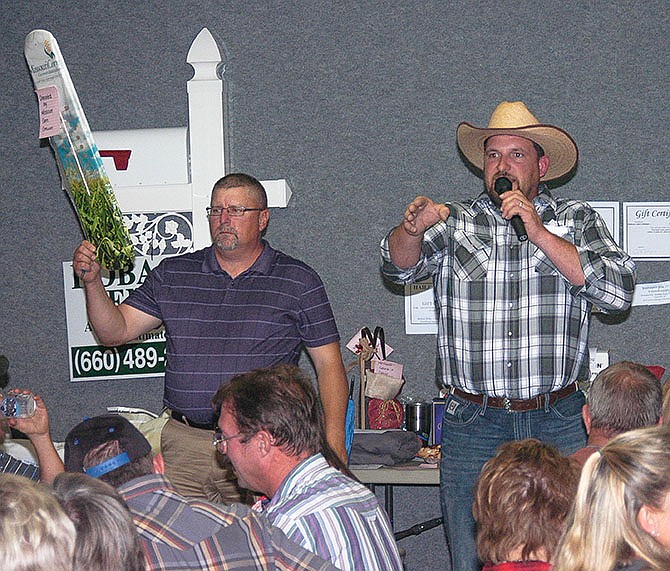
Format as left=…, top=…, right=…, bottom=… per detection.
left=545, top=222, right=573, bottom=239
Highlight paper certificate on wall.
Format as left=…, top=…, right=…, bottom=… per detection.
left=588, top=201, right=620, bottom=245
left=404, top=279, right=438, bottom=335
left=632, top=281, right=670, bottom=307
left=623, top=203, right=670, bottom=259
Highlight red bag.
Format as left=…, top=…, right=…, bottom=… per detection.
left=368, top=398, right=404, bottom=430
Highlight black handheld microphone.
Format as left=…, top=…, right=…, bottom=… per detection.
left=494, top=177, right=528, bottom=242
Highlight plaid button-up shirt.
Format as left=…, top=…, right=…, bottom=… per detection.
left=381, top=187, right=636, bottom=399
left=119, top=474, right=337, bottom=571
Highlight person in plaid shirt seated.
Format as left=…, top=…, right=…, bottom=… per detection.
left=64, top=414, right=337, bottom=571
left=213, top=364, right=403, bottom=571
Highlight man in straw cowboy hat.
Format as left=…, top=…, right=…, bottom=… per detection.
left=380, top=101, right=636, bottom=571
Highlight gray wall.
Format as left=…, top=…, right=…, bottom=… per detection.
left=2, top=2, right=669, bottom=568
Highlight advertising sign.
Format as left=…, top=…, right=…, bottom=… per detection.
left=63, top=257, right=166, bottom=382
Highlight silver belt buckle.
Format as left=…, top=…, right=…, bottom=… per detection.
left=502, top=396, right=512, bottom=413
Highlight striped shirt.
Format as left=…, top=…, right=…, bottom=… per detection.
left=0, top=450, right=39, bottom=481
left=381, top=187, right=636, bottom=398
left=126, top=242, right=340, bottom=423
left=261, top=454, right=403, bottom=571
left=119, top=473, right=338, bottom=571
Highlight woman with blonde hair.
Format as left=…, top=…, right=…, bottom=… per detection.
left=555, top=425, right=670, bottom=571
left=0, top=473, right=76, bottom=571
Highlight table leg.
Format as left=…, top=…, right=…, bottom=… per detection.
left=385, top=484, right=394, bottom=528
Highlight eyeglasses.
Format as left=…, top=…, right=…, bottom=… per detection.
left=206, top=205, right=265, bottom=218
left=212, top=430, right=245, bottom=452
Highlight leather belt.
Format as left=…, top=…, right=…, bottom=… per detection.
left=170, top=410, right=216, bottom=430
left=449, top=382, right=578, bottom=412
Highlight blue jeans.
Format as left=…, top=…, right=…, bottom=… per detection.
left=439, top=389, right=586, bottom=571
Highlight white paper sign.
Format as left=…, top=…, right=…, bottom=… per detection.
left=588, top=201, right=620, bottom=245
left=632, top=281, right=670, bottom=307
left=404, top=279, right=438, bottom=335
left=623, top=202, right=670, bottom=259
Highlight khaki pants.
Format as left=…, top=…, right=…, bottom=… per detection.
left=160, top=418, right=252, bottom=504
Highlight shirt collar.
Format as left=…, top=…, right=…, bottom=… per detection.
left=533, top=185, right=559, bottom=223
left=266, top=453, right=325, bottom=507
left=117, top=473, right=173, bottom=500
left=534, top=184, right=555, bottom=208
left=201, top=241, right=275, bottom=276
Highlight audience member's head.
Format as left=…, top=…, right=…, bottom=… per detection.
left=0, top=473, right=76, bottom=571
left=662, top=380, right=670, bottom=428
left=212, top=364, right=326, bottom=496
left=53, top=472, right=146, bottom=571
left=586, top=361, right=662, bottom=437
left=64, top=414, right=154, bottom=487
left=213, top=364, right=323, bottom=459
left=473, top=439, right=579, bottom=566
left=555, top=425, right=670, bottom=571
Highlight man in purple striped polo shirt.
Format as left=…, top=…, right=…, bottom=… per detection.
left=73, top=173, right=348, bottom=503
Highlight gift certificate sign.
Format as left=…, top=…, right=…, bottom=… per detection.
left=589, top=201, right=620, bottom=245
left=623, top=203, right=670, bottom=259
left=404, top=279, right=438, bottom=335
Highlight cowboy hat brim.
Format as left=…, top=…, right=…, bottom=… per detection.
left=457, top=122, right=579, bottom=181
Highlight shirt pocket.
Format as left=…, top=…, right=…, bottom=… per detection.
left=532, top=224, right=576, bottom=276
left=453, top=230, right=491, bottom=281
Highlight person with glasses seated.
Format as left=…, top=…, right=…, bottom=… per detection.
left=72, top=173, right=349, bottom=504
left=63, top=414, right=338, bottom=571
left=213, top=364, right=403, bottom=571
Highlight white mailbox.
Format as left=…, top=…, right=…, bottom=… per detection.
left=93, top=27, right=291, bottom=253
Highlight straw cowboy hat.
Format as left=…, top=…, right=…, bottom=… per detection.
left=457, top=101, right=578, bottom=181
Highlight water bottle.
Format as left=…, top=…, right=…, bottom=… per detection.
left=0, top=392, right=36, bottom=418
